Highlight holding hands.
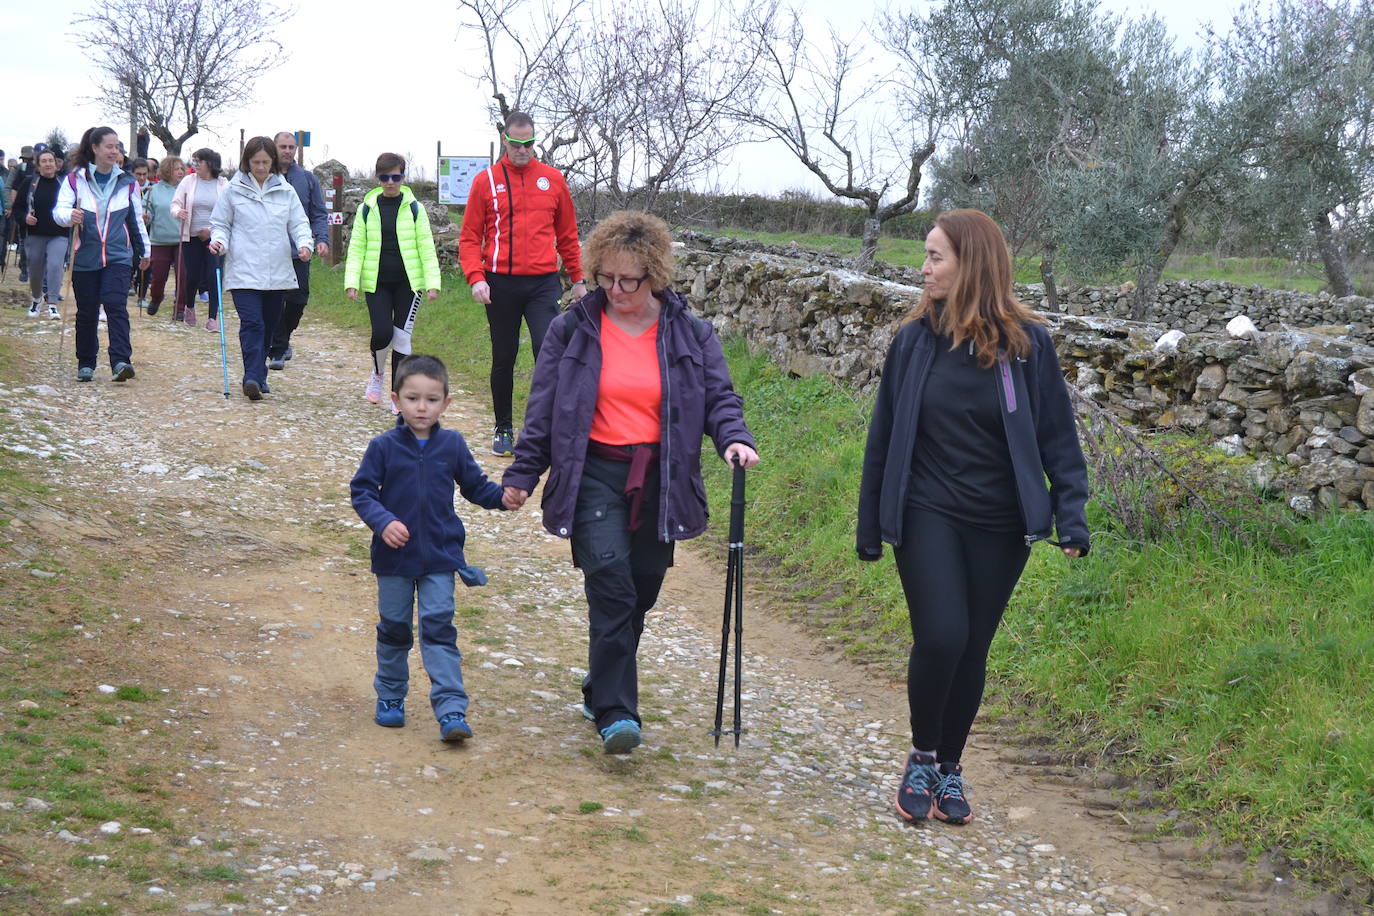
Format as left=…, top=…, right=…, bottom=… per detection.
left=502, top=487, right=528, bottom=511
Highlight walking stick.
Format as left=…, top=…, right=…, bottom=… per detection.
left=55, top=224, right=78, bottom=372
left=711, top=457, right=747, bottom=748
left=173, top=242, right=185, bottom=321
left=215, top=266, right=229, bottom=399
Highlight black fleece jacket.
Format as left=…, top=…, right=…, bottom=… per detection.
left=857, top=315, right=1091, bottom=558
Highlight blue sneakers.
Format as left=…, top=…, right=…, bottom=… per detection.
left=374, top=698, right=405, bottom=728
left=76, top=367, right=94, bottom=383
left=112, top=362, right=135, bottom=382
left=600, top=719, right=641, bottom=754
left=932, top=764, right=972, bottom=824
left=439, top=712, right=473, bottom=742
left=895, top=751, right=939, bottom=822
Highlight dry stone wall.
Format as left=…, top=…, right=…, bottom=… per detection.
left=673, top=245, right=1374, bottom=512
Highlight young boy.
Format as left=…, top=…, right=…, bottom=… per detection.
left=350, top=354, right=507, bottom=741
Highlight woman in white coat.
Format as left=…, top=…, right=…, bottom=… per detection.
left=208, top=136, right=313, bottom=400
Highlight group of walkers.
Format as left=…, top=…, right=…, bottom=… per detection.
left=10, top=113, right=1091, bottom=828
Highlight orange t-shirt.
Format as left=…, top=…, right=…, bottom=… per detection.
left=590, top=318, right=661, bottom=445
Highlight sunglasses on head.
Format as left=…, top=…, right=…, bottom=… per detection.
left=504, top=134, right=537, bottom=147
left=378, top=173, right=405, bottom=183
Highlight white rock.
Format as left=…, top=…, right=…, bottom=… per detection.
left=56, top=830, right=88, bottom=843
left=1152, top=329, right=1185, bottom=353
left=500, top=657, right=524, bottom=667
left=97, top=685, right=117, bottom=694
left=1226, top=314, right=1259, bottom=339
left=139, top=463, right=170, bottom=475
left=99, top=821, right=121, bottom=835
left=239, top=797, right=262, bottom=808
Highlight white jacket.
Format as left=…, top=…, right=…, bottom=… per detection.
left=209, top=171, right=312, bottom=291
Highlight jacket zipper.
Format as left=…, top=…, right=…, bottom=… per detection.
left=501, top=165, right=516, bottom=274
left=658, top=306, right=672, bottom=543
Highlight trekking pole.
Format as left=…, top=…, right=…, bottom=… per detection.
left=711, top=457, right=747, bottom=748
left=172, top=241, right=185, bottom=321
left=55, top=224, right=78, bottom=372
left=215, top=266, right=229, bottom=399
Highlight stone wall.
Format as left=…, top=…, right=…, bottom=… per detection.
left=673, top=246, right=1374, bottom=512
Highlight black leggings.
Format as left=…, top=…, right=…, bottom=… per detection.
left=484, top=271, right=562, bottom=428
left=893, top=506, right=1030, bottom=763
left=365, top=281, right=416, bottom=383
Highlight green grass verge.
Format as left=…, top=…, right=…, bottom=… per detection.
left=304, top=262, right=1374, bottom=888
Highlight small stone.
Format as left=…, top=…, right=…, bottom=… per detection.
left=97, top=685, right=117, bottom=694
left=371, top=867, right=399, bottom=881
left=57, top=830, right=88, bottom=844
left=24, top=797, right=52, bottom=811
left=500, top=657, right=524, bottom=667
left=274, top=866, right=300, bottom=878
left=29, top=569, right=57, bottom=579
left=407, top=846, right=451, bottom=862
left=99, top=821, right=121, bottom=835
left=15, top=700, right=39, bottom=711
left=239, top=797, right=262, bottom=808
left=146, top=886, right=165, bottom=895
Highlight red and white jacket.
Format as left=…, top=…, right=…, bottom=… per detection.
left=458, top=155, right=582, bottom=285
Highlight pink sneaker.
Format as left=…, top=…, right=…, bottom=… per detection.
left=205, top=318, right=219, bottom=332
left=184, top=306, right=197, bottom=327
left=365, top=373, right=384, bottom=404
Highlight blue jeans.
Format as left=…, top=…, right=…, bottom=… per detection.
left=229, top=289, right=284, bottom=386
left=72, top=265, right=133, bottom=370
left=374, top=572, right=469, bottom=720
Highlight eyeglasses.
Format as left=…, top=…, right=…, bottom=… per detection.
left=378, top=173, right=405, bottom=183
left=504, top=134, right=537, bottom=147
left=595, top=273, right=647, bottom=293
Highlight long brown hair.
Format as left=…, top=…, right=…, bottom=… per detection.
left=904, top=209, right=1042, bottom=368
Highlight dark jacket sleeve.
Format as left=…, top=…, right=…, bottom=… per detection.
left=306, top=173, right=328, bottom=245
left=856, top=334, right=904, bottom=561
left=1032, top=327, right=1091, bottom=554
left=699, top=323, right=755, bottom=456
left=503, top=311, right=572, bottom=492
left=350, top=440, right=398, bottom=534
left=454, top=435, right=508, bottom=511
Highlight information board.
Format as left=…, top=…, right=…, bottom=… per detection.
left=438, top=156, right=491, bottom=205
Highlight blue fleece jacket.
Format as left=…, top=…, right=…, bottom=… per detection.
left=350, top=418, right=507, bottom=578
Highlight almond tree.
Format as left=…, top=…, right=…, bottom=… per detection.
left=73, top=0, right=291, bottom=156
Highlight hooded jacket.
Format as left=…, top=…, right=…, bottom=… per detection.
left=209, top=171, right=313, bottom=291
left=457, top=154, right=582, bottom=284
left=857, top=315, right=1090, bottom=558
left=344, top=186, right=442, bottom=294
left=53, top=166, right=149, bottom=272
left=350, top=418, right=507, bottom=578
left=503, top=287, right=755, bottom=542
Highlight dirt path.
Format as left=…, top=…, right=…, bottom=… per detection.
left=0, top=283, right=1341, bottom=914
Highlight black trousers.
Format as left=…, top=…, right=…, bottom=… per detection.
left=484, top=271, right=561, bottom=429
left=365, top=281, right=415, bottom=384
left=893, top=506, right=1030, bottom=763
left=573, top=455, right=675, bottom=731
left=269, top=258, right=311, bottom=358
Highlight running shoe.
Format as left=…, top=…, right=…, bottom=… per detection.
left=138, top=298, right=149, bottom=313
left=26, top=301, right=40, bottom=318
left=243, top=380, right=263, bottom=401
left=895, top=750, right=939, bottom=822
left=112, top=362, right=135, bottom=382
left=47, top=305, right=60, bottom=320
left=600, top=719, right=641, bottom=754
left=283, top=346, right=294, bottom=361
left=375, top=698, right=405, bottom=728
left=76, top=367, right=94, bottom=383
left=439, top=712, right=473, bottom=742
left=198, top=290, right=208, bottom=302
left=491, top=425, right=514, bottom=457
left=932, top=764, right=972, bottom=824
left=268, top=357, right=285, bottom=371
left=365, top=373, right=384, bottom=404
left=204, top=318, right=218, bottom=333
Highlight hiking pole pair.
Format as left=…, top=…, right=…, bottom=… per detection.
left=215, top=266, right=229, bottom=399
left=711, top=457, right=747, bottom=748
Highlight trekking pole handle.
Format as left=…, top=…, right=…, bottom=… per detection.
left=728, top=457, right=746, bottom=545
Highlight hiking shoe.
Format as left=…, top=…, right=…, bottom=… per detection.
left=146, top=301, right=160, bottom=316
left=112, top=362, right=135, bottom=382
left=259, top=380, right=271, bottom=394
left=268, top=356, right=285, bottom=371
left=283, top=346, right=294, bottom=361
left=365, top=373, right=384, bottom=404
left=76, top=367, right=94, bottom=383
left=895, top=751, right=939, bottom=822
left=204, top=318, right=218, bottom=333
left=47, top=305, right=60, bottom=320
left=600, top=719, right=641, bottom=754
left=579, top=703, right=596, bottom=723
left=27, top=301, right=40, bottom=317
left=375, top=698, right=405, bottom=728
left=439, top=712, right=473, bottom=742
left=138, top=298, right=150, bottom=313
left=491, top=425, right=514, bottom=457
left=183, top=306, right=197, bottom=327
left=932, top=764, right=972, bottom=824
left=243, top=380, right=263, bottom=401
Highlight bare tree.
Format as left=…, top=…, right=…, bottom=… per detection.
left=737, top=9, right=940, bottom=269
left=458, top=0, right=769, bottom=221
left=72, top=0, right=292, bottom=156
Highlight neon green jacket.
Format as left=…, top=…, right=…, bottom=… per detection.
left=344, top=186, right=442, bottom=294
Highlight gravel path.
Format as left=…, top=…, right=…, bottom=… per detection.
left=0, top=290, right=1327, bottom=914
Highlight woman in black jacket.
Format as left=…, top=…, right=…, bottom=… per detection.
left=20, top=147, right=67, bottom=318
left=857, top=208, right=1089, bottom=827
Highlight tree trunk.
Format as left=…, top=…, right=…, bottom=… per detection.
left=1313, top=210, right=1354, bottom=297
left=857, top=217, right=880, bottom=271
left=1132, top=209, right=1186, bottom=320
left=1040, top=242, right=1059, bottom=312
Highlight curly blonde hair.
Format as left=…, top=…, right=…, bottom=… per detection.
left=583, top=211, right=675, bottom=293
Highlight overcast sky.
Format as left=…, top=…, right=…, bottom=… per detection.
left=4, top=0, right=1240, bottom=194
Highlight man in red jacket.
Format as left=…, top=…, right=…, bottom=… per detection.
left=459, top=112, right=587, bottom=456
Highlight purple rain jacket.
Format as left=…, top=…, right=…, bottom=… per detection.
left=503, top=286, right=756, bottom=543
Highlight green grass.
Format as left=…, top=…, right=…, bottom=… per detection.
left=303, top=260, right=1374, bottom=889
